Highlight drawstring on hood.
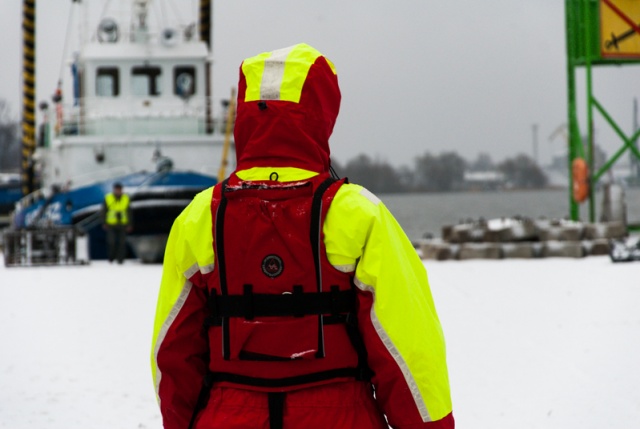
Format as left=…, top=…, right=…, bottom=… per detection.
left=234, top=43, right=341, bottom=174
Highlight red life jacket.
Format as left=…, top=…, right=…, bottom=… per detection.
left=204, top=172, right=370, bottom=391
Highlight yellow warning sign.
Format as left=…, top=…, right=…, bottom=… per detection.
left=600, top=0, right=640, bottom=58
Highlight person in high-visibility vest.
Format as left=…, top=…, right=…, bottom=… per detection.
left=151, top=43, right=454, bottom=429
left=102, top=182, right=132, bottom=263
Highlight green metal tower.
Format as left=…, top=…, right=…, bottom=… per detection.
left=565, top=0, right=640, bottom=229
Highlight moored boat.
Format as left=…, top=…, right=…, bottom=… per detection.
left=9, top=0, right=232, bottom=263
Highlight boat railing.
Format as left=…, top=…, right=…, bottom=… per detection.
left=50, top=98, right=230, bottom=137
left=14, top=188, right=53, bottom=214
left=67, top=166, right=133, bottom=189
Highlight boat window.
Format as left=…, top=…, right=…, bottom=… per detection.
left=131, top=66, right=162, bottom=97
left=96, top=67, right=119, bottom=97
left=174, top=66, right=196, bottom=98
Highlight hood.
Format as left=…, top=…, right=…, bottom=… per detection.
left=234, top=43, right=341, bottom=174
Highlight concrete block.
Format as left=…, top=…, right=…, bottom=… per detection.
left=458, top=242, right=502, bottom=260
left=538, top=220, right=584, bottom=241
left=486, top=218, right=538, bottom=242
left=537, top=226, right=562, bottom=241
left=584, top=222, right=627, bottom=240
left=584, top=239, right=611, bottom=256
left=501, top=242, right=536, bottom=259
left=541, top=240, right=584, bottom=258
left=483, top=227, right=512, bottom=242
left=420, top=240, right=453, bottom=261
left=441, top=225, right=454, bottom=242
left=559, top=224, right=584, bottom=241
left=451, top=223, right=486, bottom=243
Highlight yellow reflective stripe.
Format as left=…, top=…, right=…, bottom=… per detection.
left=235, top=167, right=318, bottom=182
left=242, top=52, right=270, bottom=102
left=278, top=44, right=320, bottom=103
left=242, top=43, right=335, bottom=103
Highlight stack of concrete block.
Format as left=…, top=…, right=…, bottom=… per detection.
left=420, top=217, right=628, bottom=261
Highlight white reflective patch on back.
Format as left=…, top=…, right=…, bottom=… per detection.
left=260, top=46, right=294, bottom=100
left=359, top=188, right=381, bottom=205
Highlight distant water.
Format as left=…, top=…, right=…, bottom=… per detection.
left=378, top=188, right=640, bottom=241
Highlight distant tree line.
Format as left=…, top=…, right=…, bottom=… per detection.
left=333, top=151, right=549, bottom=194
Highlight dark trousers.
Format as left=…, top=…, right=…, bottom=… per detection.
left=106, top=225, right=128, bottom=263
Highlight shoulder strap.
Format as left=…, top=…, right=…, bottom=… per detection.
left=213, top=178, right=231, bottom=359
left=309, top=177, right=342, bottom=358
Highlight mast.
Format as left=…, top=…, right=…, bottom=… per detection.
left=199, top=0, right=213, bottom=133
left=21, top=0, right=36, bottom=196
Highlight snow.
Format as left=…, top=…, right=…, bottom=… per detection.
left=1, top=256, right=640, bottom=428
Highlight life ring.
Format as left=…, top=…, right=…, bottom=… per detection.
left=572, top=158, right=589, bottom=203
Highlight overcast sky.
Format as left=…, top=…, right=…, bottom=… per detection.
left=1, top=0, right=638, bottom=168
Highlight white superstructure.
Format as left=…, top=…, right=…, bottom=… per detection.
left=36, top=0, right=231, bottom=189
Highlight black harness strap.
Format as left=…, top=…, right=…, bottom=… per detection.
left=205, top=312, right=350, bottom=328
left=203, top=288, right=355, bottom=322
left=268, top=392, right=286, bottom=429
left=209, top=367, right=362, bottom=388
left=309, top=177, right=338, bottom=358
left=343, top=312, right=375, bottom=381
left=186, top=372, right=214, bottom=429
left=215, top=178, right=231, bottom=360
left=195, top=176, right=373, bottom=428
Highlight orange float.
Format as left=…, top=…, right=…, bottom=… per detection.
left=572, top=157, right=589, bottom=203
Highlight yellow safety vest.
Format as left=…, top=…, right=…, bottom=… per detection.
left=104, top=193, right=130, bottom=225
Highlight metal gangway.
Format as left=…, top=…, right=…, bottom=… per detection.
left=3, top=226, right=90, bottom=267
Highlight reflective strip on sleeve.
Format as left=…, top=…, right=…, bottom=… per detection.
left=331, top=263, right=356, bottom=273
left=199, top=263, right=215, bottom=275
left=354, top=276, right=433, bottom=423
left=152, top=278, right=194, bottom=400
left=359, top=188, right=381, bottom=205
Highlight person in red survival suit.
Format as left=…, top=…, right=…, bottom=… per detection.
left=151, top=43, right=454, bottom=429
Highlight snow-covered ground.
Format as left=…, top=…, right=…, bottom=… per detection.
left=1, top=256, right=639, bottom=428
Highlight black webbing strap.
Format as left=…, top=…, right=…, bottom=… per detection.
left=215, top=179, right=231, bottom=360
left=309, top=177, right=338, bottom=358
left=186, top=372, right=214, bottom=429
left=309, top=177, right=337, bottom=292
left=343, top=313, right=374, bottom=381
left=215, top=178, right=230, bottom=295
left=209, top=367, right=362, bottom=388
left=204, top=287, right=355, bottom=322
left=268, top=392, right=286, bottom=429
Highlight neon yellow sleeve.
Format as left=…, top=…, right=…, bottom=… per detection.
left=324, top=184, right=453, bottom=424
left=150, top=186, right=215, bottom=396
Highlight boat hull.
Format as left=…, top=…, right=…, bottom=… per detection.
left=11, top=171, right=216, bottom=262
